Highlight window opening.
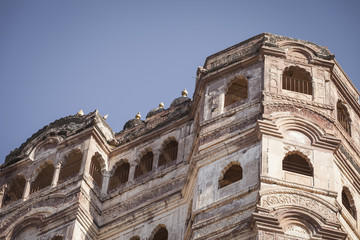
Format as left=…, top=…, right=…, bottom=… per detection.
left=219, top=164, right=243, bottom=188
left=282, top=153, right=313, bottom=177
left=31, top=163, right=54, bottom=193
left=134, top=152, right=153, bottom=178
left=337, top=102, right=351, bottom=135
left=90, top=155, right=103, bottom=189
left=58, top=150, right=82, bottom=183
left=3, top=175, right=26, bottom=205
left=282, top=66, right=312, bottom=95
left=153, top=227, right=168, bottom=240
left=108, top=162, right=130, bottom=192
left=158, top=140, right=178, bottom=167
left=342, top=188, right=357, bottom=219
left=224, top=77, right=248, bottom=107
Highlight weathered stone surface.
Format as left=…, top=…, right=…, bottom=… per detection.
left=1, top=34, right=359, bottom=240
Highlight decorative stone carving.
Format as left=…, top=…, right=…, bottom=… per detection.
left=283, top=145, right=311, bottom=158
left=285, top=224, right=310, bottom=239
left=261, top=193, right=337, bottom=222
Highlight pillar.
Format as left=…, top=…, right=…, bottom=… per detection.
left=101, top=171, right=111, bottom=196
left=52, top=162, right=61, bottom=187
left=23, top=178, right=31, bottom=201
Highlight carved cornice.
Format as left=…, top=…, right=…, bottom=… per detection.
left=260, top=176, right=337, bottom=198
left=263, top=91, right=334, bottom=111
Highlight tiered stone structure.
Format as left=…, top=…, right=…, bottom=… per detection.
left=0, top=33, right=359, bottom=240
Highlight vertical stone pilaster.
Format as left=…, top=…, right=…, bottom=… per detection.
left=153, top=150, right=161, bottom=171
left=128, top=163, right=136, bottom=184
left=101, top=171, right=110, bottom=196
left=23, top=179, right=31, bottom=201
left=52, top=162, right=61, bottom=187
left=80, top=138, right=94, bottom=177
left=219, top=92, right=225, bottom=114
left=0, top=184, right=7, bottom=208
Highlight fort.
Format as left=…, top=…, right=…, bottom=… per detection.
left=0, top=33, right=359, bottom=239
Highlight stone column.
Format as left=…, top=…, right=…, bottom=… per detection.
left=219, top=92, right=225, bottom=114
left=23, top=179, right=31, bottom=201
left=51, top=162, right=61, bottom=187
left=153, top=150, right=161, bottom=171
left=0, top=184, right=7, bottom=208
left=101, top=171, right=111, bottom=196
left=80, top=138, right=94, bottom=177
left=128, top=163, right=136, bottom=184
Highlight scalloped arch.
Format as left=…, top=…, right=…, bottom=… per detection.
left=31, top=160, right=54, bottom=182
left=149, top=224, right=168, bottom=240
left=30, top=136, right=63, bottom=160
left=109, top=158, right=129, bottom=175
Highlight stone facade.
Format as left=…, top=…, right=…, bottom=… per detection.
left=0, top=33, right=359, bottom=240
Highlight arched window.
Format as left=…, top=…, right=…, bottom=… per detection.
left=108, top=162, right=130, bottom=192
left=31, top=162, right=54, bottom=193
left=158, top=140, right=178, bottom=167
left=342, top=188, right=357, bottom=219
left=152, top=227, right=168, bottom=240
left=337, top=101, right=351, bottom=135
left=224, top=76, right=248, bottom=107
left=89, top=155, right=103, bottom=189
left=51, top=236, right=63, bottom=240
left=134, top=152, right=153, bottom=179
left=282, top=66, right=312, bottom=95
left=219, top=164, right=243, bottom=188
left=58, top=150, right=82, bottom=183
left=282, top=153, right=313, bottom=177
left=3, top=175, right=26, bottom=205
left=130, top=236, right=140, bottom=240
left=11, top=224, right=40, bottom=240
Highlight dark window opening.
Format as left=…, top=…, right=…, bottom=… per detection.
left=153, top=227, right=168, bottom=240
left=282, top=153, right=313, bottom=177
left=59, top=150, right=82, bottom=183
left=282, top=66, right=312, bottom=95
left=225, top=77, right=248, bottom=107
left=31, top=163, right=54, bottom=193
left=108, top=162, right=130, bottom=192
left=90, top=156, right=103, bottom=189
left=342, top=189, right=357, bottom=220
left=158, top=140, right=178, bottom=167
left=219, top=164, right=243, bottom=188
left=337, top=102, right=351, bottom=135
left=134, top=152, right=153, bottom=178
left=3, top=176, right=25, bottom=205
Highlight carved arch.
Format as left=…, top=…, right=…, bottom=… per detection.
left=282, top=151, right=313, bottom=177
left=276, top=116, right=340, bottom=151
left=278, top=41, right=318, bottom=59
left=3, top=210, right=54, bottom=240
left=219, top=161, right=243, bottom=188
left=29, top=136, right=62, bottom=160
left=108, top=159, right=130, bottom=192
left=224, top=75, right=248, bottom=107
left=50, top=235, right=64, bottom=240
left=282, top=66, right=312, bottom=95
left=159, top=137, right=178, bottom=167
left=149, top=224, right=168, bottom=240
left=58, top=148, right=83, bottom=183
left=342, top=186, right=357, bottom=220
left=3, top=175, right=26, bottom=205
left=89, top=152, right=105, bottom=189
left=134, top=149, right=153, bottom=179
left=337, top=101, right=351, bottom=135
left=31, top=160, right=55, bottom=182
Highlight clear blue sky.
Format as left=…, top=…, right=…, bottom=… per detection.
left=1, top=1, right=360, bottom=164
